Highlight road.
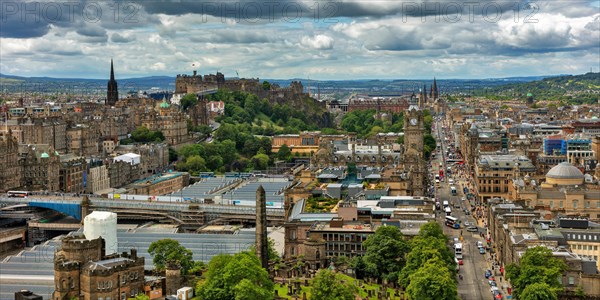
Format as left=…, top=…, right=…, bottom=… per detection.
left=431, top=117, right=492, bottom=300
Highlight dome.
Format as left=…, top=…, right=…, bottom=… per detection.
left=546, top=162, right=584, bottom=185
left=40, top=152, right=49, bottom=158
left=159, top=100, right=170, bottom=109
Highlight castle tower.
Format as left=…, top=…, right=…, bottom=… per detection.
left=106, top=59, right=118, bottom=106
left=256, top=185, right=268, bottom=269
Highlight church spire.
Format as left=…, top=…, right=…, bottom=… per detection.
left=110, top=59, right=115, bottom=81
left=106, top=59, right=118, bottom=106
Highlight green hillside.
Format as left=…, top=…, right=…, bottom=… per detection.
left=474, top=72, right=599, bottom=104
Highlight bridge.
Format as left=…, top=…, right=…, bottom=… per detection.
left=0, top=196, right=286, bottom=229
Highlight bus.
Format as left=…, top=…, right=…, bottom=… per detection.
left=450, top=186, right=457, bottom=196
left=454, top=243, right=463, bottom=259
left=445, top=215, right=460, bottom=229
left=7, top=191, right=31, bottom=198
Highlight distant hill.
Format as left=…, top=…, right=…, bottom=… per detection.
left=473, top=72, right=600, bottom=104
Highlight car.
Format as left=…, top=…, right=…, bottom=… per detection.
left=490, top=286, right=499, bottom=294
left=485, top=270, right=492, bottom=278
left=489, top=280, right=497, bottom=287
left=467, top=226, right=478, bottom=232
left=464, top=221, right=470, bottom=226
left=480, top=247, right=486, bottom=254
left=493, top=290, right=503, bottom=299
left=477, top=241, right=484, bottom=248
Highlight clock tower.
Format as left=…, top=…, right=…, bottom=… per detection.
left=403, top=107, right=426, bottom=196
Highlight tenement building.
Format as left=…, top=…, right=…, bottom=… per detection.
left=0, top=131, right=21, bottom=192
left=475, top=154, right=536, bottom=202
left=19, top=144, right=60, bottom=191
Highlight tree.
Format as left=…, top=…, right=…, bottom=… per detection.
left=350, top=255, right=367, bottom=280
left=363, top=225, right=409, bottom=282
left=180, top=93, right=198, bottom=111
left=197, top=252, right=274, bottom=300
left=251, top=153, right=269, bottom=170
left=277, top=144, right=292, bottom=162
left=506, top=246, right=567, bottom=299
left=148, top=239, right=194, bottom=274
left=309, top=269, right=357, bottom=300
left=520, top=282, right=558, bottom=300
left=186, top=155, right=207, bottom=174
left=129, top=294, right=150, bottom=300
left=406, top=257, right=458, bottom=300
left=262, top=81, right=271, bottom=91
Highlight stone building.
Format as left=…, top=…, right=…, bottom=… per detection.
left=514, top=162, right=600, bottom=221
left=0, top=131, right=21, bottom=192
left=19, top=144, right=60, bottom=191
left=475, top=154, right=536, bottom=202
left=52, top=234, right=144, bottom=300
left=128, top=172, right=189, bottom=196
left=66, top=124, right=101, bottom=157
left=86, top=164, right=110, bottom=194
left=107, top=160, right=141, bottom=189
left=13, top=117, right=67, bottom=153
left=140, top=100, right=188, bottom=145
left=59, top=154, right=87, bottom=194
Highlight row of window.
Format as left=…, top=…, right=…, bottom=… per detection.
left=572, top=244, right=599, bottom=251
left=567, top=233, right=600, bottom=241
left=548, top=200, right=600, bottom=209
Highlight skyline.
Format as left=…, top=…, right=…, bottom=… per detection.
left=1, top=0, right=599, bottom=80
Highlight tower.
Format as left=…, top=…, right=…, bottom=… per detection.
left=106, top=59, right=118, bottom=106
left=430, top=78, right=439, bottom=100
left=403, top=107, right=426, bottom=195
left=255, top=185, right=268, bottom=269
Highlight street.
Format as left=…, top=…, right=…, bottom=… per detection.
left=430, top=117, right=495, bottom=300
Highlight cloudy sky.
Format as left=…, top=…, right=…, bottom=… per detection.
left=1, top=0, right=599, bottom=79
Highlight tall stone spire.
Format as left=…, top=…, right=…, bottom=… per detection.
left=106, top=59, right=118, bottom=106
left=255, top=185, right=268, bottom=270
left=431, top=77, right=439, bottom=100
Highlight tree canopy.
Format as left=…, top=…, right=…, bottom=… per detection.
left=405, top=257, right=458, bottom=300
left=362, top=225, right=409, bottom=282
left=309, top=269, right=357, bottom=300
left=196, top=252, right=274, bottom=300
left=520, top=282, right=559, bottom=300
left=506, top=246, right=567, bottom=299
left=148, top=239, right=194, bottom=275
left=180, top=93, right=198, bottom=111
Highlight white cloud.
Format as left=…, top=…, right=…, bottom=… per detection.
left=300, top=34, right=334, bottom=49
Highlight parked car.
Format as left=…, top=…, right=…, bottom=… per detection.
left=467, top=226, right=478, bottom=232
left=490, top=286, right=499, bottom=294
left=485, top=270, right=492, bottom=278
left=479, top=247, right=486, bottom=254
left=489, top=280, right=497, bottom=287
left=477, top=241, right=484, bottom=248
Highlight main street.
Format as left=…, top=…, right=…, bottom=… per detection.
left=430, top=117, right=492, bottom=300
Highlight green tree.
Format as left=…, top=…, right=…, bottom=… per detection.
left=180, top=93, right=198, bottom=111
left=520, top=282, right=558, bottom=300
left=129, top=293, right=150, bottom=300
left=262, top=81, right=271, bottom=91
left=197, top=252, right=273, bottom=300
left=506, top=246, right=567, bottom=299
left=406, top=257, right=458, bottom=300
left=251, top=153, right=269, bottom=170
left=363, top=225, right=409, bottom=282
left=186, top=155, right=207, bottom=174
left=309, top=269, right=357, bottom=300
left=148, top=239, right=194, bottom=274
left=277, top=144, right=292, bottom=162
left=350, top=255, right=368, bottom=280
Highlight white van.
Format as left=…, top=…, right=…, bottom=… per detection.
left=448, top=179, right=454, bottom=185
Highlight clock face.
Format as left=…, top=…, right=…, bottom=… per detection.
left=410, top=118, right=417, bottom=125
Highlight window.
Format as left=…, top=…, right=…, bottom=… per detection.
left=549, top=201, right=554, bottom=209
left=121, top=293, right=126, bottom=300
left=559, top=201, right=564, bottom=208
left=290, top=247, right=295, bottom=256
left=573, top=200, right=578, bottom=209
left=568, top=277, right=575, bottom=285
left=585, top=201, right=590, bottom=208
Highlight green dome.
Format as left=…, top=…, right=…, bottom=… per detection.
left=160, top=100, right=170, bottom=109
left=526, top=93, right=533, bottom=97
left=40, top=152, right=49, bottom=158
